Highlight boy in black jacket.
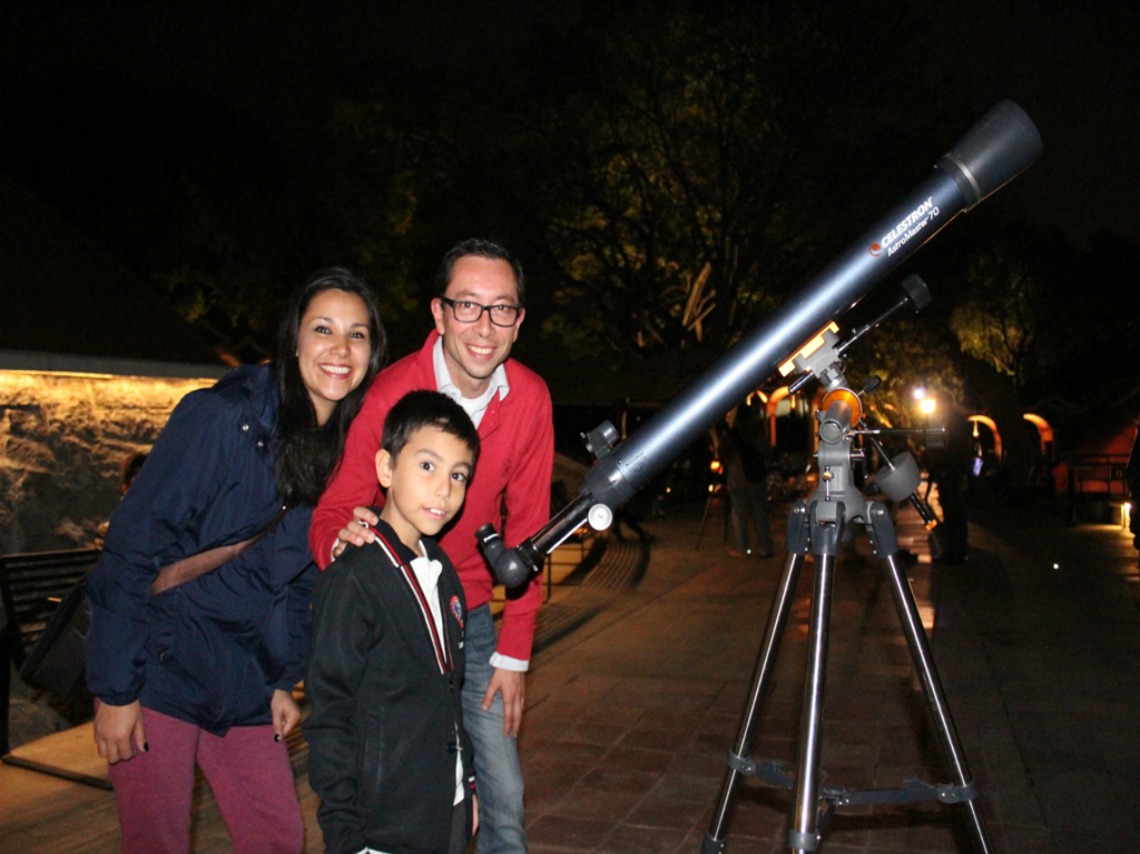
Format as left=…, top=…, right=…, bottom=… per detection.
left=306, top=391, right=480, bottom=854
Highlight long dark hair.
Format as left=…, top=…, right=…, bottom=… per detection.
left=275, top=268, right=387, bottom=505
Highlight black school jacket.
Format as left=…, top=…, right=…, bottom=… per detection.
left=305, top=518, right=473, bottom=854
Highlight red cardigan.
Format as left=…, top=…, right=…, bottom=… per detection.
left=311, top=331, right=554, bottom=662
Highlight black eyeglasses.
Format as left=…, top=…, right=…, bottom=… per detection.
left=438, top=297, right=522, bottom=327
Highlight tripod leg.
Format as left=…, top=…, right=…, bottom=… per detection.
left=782, top=502, right=846, bottom=853
left=869, top=502, right=993, bottom=853
left=788, top=540, right=841, bottom=854
left=695, top=491, right=716, bottom=550
left=703, top=502, right=811, bottom=853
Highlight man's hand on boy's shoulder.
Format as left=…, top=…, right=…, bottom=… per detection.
left=331, top=507, right=380, bottom=560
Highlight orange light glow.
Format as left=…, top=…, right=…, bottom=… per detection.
left=821, top=387, right=863, bottom=426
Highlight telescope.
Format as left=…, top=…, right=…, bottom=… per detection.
left=479, top=100, right=1042, bottom=587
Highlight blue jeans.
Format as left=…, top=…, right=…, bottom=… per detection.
left=462, top=604, right=527, bottom=852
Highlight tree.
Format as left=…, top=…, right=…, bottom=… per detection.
left=943, top=225, right=1126, bottom=401
left=510, top=4, right=862, bottom=362
left=949, top=244, right=1044, bottom=394
left=852, top=318, right=967, bottom=430
left=147, top=94, right=436, bottom=361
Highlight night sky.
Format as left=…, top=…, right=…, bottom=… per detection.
left=4, top=2, right=1138, bottom=240
left=3, top=0, right=1138, bottom=357
left=908, top=0, right=1140, bottom=246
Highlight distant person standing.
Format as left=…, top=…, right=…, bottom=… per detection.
left=1125, top=426, right=1140, bottom=561
left=721, top=402, right=774, bottom=559
left=94, top=452, right=149, bottom=550
left=928, top=412, right=972, bottom=565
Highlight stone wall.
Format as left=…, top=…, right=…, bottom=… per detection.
left=0, top=371, right=217, bottom=553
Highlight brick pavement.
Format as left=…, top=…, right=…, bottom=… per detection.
left=516, top=487, right=1140, bottom=852
left=4, top=486, right=1138, bottom=852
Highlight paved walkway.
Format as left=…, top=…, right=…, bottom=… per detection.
left=3, top=487, right=1138, bottom=851
left=516, top=489, right=1140, bottom=852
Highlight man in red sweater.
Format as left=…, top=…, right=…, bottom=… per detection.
left=310, top=238, right=553, bottom=852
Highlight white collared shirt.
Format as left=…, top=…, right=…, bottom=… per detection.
left=432, top=336, right=509, bottom=428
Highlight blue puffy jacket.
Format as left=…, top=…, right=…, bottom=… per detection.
left=85, top=364, right=316, bottom=734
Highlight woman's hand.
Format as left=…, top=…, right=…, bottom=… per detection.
left=271, top=688, right=301, bottom=740
left=94, top=700, right=147, bottom=765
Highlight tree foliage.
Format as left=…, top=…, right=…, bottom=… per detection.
left=512, top=4, right=857, bottom=361
left=850, top=318, right=966, bottom=430
left=149, top=96, right=432, bottom=361
left=949, top=243, right=1045, bottom=392
left=943, top=225, right=1140, bottom=403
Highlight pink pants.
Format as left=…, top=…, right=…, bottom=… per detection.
left=107, top=706, right=303, bottom=854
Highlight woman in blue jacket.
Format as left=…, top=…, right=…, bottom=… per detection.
left=85, top=268, right=386, bottom=853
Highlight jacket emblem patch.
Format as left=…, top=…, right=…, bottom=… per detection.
left=449, top=595, right=464, bottom=630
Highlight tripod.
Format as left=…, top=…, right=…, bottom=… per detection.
left=695, top=481, right=725, bottom=551
left=701, top=377, right=990, bottom=852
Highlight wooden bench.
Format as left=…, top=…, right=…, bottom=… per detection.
left=1, top=548, right=100, bottom=755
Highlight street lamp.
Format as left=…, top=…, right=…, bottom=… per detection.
left=913, top=387, right=936, bottom=420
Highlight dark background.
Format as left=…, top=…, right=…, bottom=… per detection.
left=3, top=2, right=1138, bottom=438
